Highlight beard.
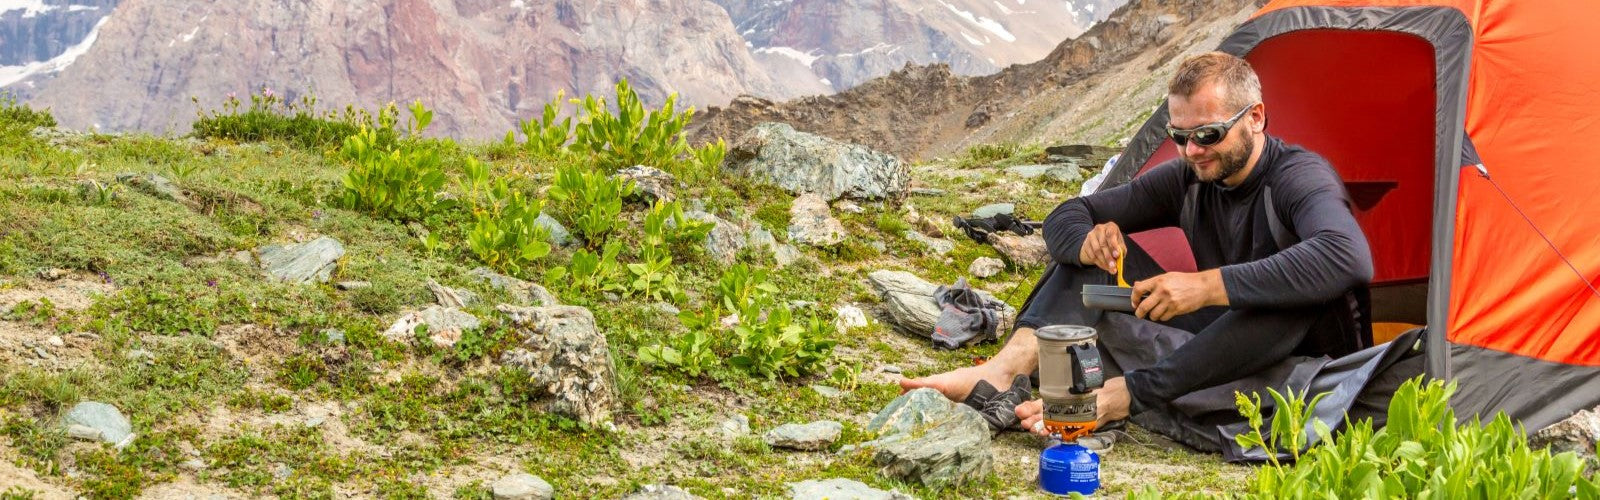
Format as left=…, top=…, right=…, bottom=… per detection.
left=1185, top=132, right=1254, bottom=183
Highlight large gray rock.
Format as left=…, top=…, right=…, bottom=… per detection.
left=498, top=305, right=616, bottom=426
left=856, top=388, right=993, bottom=488
left=492, top=472, right=553, bottom=500
left=787, top=478, right=911, bottom=500
left=725, top=122, right=909, bottom=201
left=62, top=401, right=135, bottom=450
left=1004, top=164, right=1083, bottom=183
left=258, top=236, right=345, bottom=284
left=971, top=203, right=1014, bottom=219
left=866, top=270, right=1012, bottom=337
left=747, top=227, right=802, bottom=267
left=116, top=172, right=195, bottom=208
left=469, top=267, right=559, bottom=306
left=623, top=484, right=702, bottom=500
left=382, top=305, right=481, bottom=348
left=682, top=210, right=746, bottom=264
left=1530, top=406, right=1600, bottom=461
left=788, top=193, right=847, bottom=246
left=988, top=233, right=1050, bottom=268
left=615, top=165, right=677, bottom=203
left=765, top=420, right=843, bottom=451
left=536, top=213, right=574, bottom=247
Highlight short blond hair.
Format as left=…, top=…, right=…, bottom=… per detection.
left=1168, top=52, right=1262, bottom=110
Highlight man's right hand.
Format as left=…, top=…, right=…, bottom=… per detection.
left=1078, top=222, right=1125, bottom=274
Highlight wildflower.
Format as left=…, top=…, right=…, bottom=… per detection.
left=207, top=278, right=218, bottom=288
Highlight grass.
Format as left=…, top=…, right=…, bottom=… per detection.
left=0, top=98, right=1285, bottom=499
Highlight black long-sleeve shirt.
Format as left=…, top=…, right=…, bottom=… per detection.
left=1043, top=136, right=1374, bottom=308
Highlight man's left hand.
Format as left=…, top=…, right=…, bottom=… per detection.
left=1131, top=270, right=1227, bottom=322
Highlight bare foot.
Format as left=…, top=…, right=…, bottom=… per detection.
left=897, top=364, right=1015, bottom=402
left=1095, top=376, right=1131, bottom=427
left=1016, top=399, right=1047, bottom=436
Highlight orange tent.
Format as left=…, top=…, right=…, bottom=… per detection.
left=1100, top=0, right=1600, bottom=432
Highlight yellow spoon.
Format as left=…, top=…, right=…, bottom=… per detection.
left=1115, top=251, right=1129, bottom=288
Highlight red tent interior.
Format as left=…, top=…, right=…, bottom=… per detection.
left=1129, top=29, right=1437, bottom=325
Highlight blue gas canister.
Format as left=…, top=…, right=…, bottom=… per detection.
left=1039, top=441, right=1099, bottom=496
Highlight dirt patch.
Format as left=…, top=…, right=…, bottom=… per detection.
left=136, top=475, right=249, bottom=499
left=0, top=274, right=115, bottom=370
left=0, top=274, right=116, bottom=313
left=0, top=444, right=74, bottom=499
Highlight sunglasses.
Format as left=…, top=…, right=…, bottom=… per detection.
left=1166, top=103, right=1257, bottom=147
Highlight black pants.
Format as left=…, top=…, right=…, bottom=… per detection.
left=1014, top=241, right=1363, bottom=415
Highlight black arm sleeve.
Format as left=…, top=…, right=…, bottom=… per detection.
left=1042, top=161, right=1188, bottom=266
left=1220, top=160, right=1375, bottom=308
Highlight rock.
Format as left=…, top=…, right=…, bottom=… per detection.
left=968, top=257, right=1006, bottom=278
left=498, top=305, right=617, bottom=426
left=879, top=365, right=903, bottom=375
left=623, top=484, right=703, bottom=500
left=765, top=420, right=843, bottom=451
left=258, top=236, right=345, bottom=284
left=833, top=200, right=864, bottom=214
left=811, top=385, right=844, bottom=399
left=536, top=213, right=574, bottom=247
left=469, top=267, right=559, bottom=307
left=903, top=204, right=946, bottom=238
left=427, top=279, right=478, bottom=308
left=971, top=203, right=1014, bottom=218
left=35, top=268, right=70, bottom=281
left=988, top=233, right=1050, bottom=268
left=787, top=478, right=911, bottom=500
left=858, top=389, right=994, bottom=487
left=726, top=122, right=909, bottom=201
left=747, top=227, right=801, bottom=267
left=492, top=472, right=554, bottom=500
left=909, top=188, right=947, bottom=197
left=382, top=306, right=481, bottom=348
left=788, top=193, right=847, bottom=246
left=1045, top=145, right=1099, bottom=158
left=116, top=172, right=195, bottom=207
left=650, top=302, right=680, bottom=316
left=1004, top=164, right=1082, bottom=183
left=903, top=230, right=953, bottom=255
left=866, top=270, right=1012, bottom=337
left=62, top=401, right=135, bottom=450
left=273, top=463, right=293, bottom=481
left=615, top=165, right=677, bottom=202
left=683, top=211, right=746, bottom=264
left=720, top=414, right=751, bottom=438
left=45, top=336, right=64, bottom=348
left=834, top=305, right=869, bottom=331
left=335, top=281, right=371, bottom=290
left=1530, top=406, right=1600, bottom=461
left=179, top=458, right=207, bottom=471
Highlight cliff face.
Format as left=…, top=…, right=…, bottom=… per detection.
left=0, top=0, right=121, bottom=67
left=689, top=0, right=1262, bottom=160
left=8, top=0, right=794, bottom=137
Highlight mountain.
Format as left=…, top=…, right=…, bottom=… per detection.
left=689, top=0, right=1262, bottom=160
left=2, top=0, right=1123, bottom=139
left=713, top=0, right=1122, bottom=92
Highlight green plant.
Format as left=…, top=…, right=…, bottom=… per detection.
left=516, top=89, right=571, bottom=156
left=77, top=179, right=122, bottom=206
left=685, top=138, right=726, bottom=183
left=545, top=163, right=633, bottom=246
left=875, top=211, right=911, bottom=235
left=190, top=88, right=399, bottom=150
left=727, top=305, right=836, bottom=379
left=464, top=158, right=552, bottom=277
left=338, top=116, right=446, bottom=221
left=637, top=327, right=717, bottom=378
left=547, top=240, right=625, bottom=296
left=0, top=92, right=56, bottom=131
left=570, top=79, right=694, bottom=171
left=1233, top=377, right=1600, bottom=498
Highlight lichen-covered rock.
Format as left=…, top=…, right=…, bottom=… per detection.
left=615, top=165, right=677, bottom=202
left=725, top=122, right=909, bottom=201
left=855, top=388, right=994, bottom=488
left=968, top=257, right=1006, bottom=278
left=468, top=267, right=559, bottom=306
left=684, top=210, right=746, bottom=264
left=62, top=401, right=135, bottom=450
left=427, top=279, right=478, bottom=308
left=498, top=305, right=616, bottom=426
left=258, top=236, right=345, bottom=284
left=1530, top=406, right=1600, bottom=462
left=383, top=305, right=481, bottom=348
left=765, top=420, right=843, bottom=451
left=787, top=478, right=912, bottom=500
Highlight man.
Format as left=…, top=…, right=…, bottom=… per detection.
left=901, top=51, right=1373, bottom=442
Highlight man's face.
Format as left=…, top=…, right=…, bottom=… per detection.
left=1168, top=84, right=1257, bottom=184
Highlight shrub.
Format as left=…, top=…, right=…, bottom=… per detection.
left=461, top=158, right=551, bottom=277
left=546, top=241, right=625, bottom=297
left=570, top=79, right=693, bottom=171
left=0, top=92, right=56, bottom=131
left=514, top=89, right=571, bottom=157
left=545, top=163, right=633, bottom=246
left=638, top=264, right=835, bottom=380
left=338, top=101, right=446, bottom=222
left=1229, top=377, right=1600, bottom=498
left=190, top=87, right=400, bottom=150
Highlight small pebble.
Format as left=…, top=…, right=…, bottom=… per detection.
left=46, top=336, right=64, bottom=347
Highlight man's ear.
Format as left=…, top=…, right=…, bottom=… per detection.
left=1252, top=104, right=1267, bottom=133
